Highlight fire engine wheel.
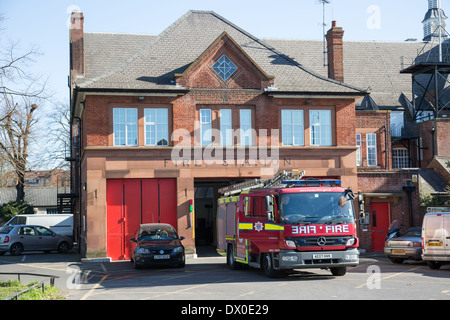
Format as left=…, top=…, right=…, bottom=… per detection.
left=227, top=245, right=241, bottom=270
left=261, top=253, right=280, bottom=278
left=330, top=266, right=347, bottom=276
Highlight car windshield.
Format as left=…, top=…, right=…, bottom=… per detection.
left=0, top=226, right=14, bottom=234
left=280, top=192, right=355, bottom=225
left=138, top=226, right=178, bottom=241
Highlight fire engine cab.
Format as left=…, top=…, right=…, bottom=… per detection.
left=216, top=170, right=360, bottom=277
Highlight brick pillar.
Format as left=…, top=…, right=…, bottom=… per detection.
left=326, top=20, right=344, bottom=83
left=70, top=12, right=84, bottom=76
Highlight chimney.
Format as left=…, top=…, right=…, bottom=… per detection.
left=326, top=20, right=344, bottom=83
left=70, top=12, right=84, bottom=76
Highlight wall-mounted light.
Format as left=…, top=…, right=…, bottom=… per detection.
left=137, top=96, right=145, bottom=101
left=82, top=182, right=87, bottom=191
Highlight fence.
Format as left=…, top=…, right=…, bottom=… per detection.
left=0, top=272, right=59, bottom=300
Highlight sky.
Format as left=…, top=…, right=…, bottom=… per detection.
left=1, top=0, right=444, bottom=104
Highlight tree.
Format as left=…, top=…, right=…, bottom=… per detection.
left=0, top=17, right=47, bottom=201
left=0, top=96, right=38, bottom=201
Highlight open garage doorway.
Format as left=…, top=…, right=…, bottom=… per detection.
left=194, top=179, right=244, bottom=248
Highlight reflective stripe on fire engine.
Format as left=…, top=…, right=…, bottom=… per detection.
left=239, top=223, right=253, bottom=230
left=264, top=223, right=284, bottom=231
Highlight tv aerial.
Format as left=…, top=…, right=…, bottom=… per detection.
left=315, top=0, right=331, bottom=67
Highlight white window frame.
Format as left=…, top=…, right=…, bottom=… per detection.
left=144, top=108, right=169, bottom=146
left=310, top=110, right=332, bottom=146
left=220, top=109, right=232, bottom=146
left=200, top=109, right=212, bottom=146
left=113, top=108, right=138, bottom=146
left=281, top=110, right=304, bottom=146
left=366, top=133, right=377, bottom=166
left=356, top=133, right=362, bottom=166
left=393, top=148, right=409, bottom=169
left=240, top=109, right=252, bottom=146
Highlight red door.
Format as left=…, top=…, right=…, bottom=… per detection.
left=371, top=202, right=390, bottom=251
left=107, top=178, right=177, bottom=260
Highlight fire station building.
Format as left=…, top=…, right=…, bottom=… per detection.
left=68, top=10, right=431, bottom=260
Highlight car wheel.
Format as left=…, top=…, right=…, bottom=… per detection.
left=133, top=256, right=141, bottom=269
left=389, top=257, right=404, bottom=264
left=57, top=242, right=70, bottom=253
left=427, top=261, right=442, bottom=269
left=10, top=243, right=23, bottom=256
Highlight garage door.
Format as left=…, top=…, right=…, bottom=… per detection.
left=106, top=178, right=177, bottom=260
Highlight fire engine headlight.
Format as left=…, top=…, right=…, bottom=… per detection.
left=346, top=238, right=356, bottom=246
left=285, top=240, right=296, bottom=248
left=282, top=256, right=298, bottom=262
left=345, top=254, right=358, bottom=261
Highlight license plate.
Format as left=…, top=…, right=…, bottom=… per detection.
left=154, top=255, right=170, bottom=259
left=313, top=254, right=332, bottom=259
left=392, top=249, right=405, bottom=255
left=427, top=242, right=443, bottom=247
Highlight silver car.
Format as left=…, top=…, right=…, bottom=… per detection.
left=0, top=225, right=73, bottom=256
left=384, top=227, right=422, bottom=264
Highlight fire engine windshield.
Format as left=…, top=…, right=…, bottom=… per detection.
left=280, top=192, right=355, bottom=225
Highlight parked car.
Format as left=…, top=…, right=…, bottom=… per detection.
left=0, top=225, right=73, bottom=256
left=384, top=227, right=422, bottom=264
left=3, top=214, right=73, bottom=239
left=130, top=223, right=185, bottom=269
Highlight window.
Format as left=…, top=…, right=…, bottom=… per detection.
left=113, top=108, right=138, bottom=146
left=356, top=133, right=362, bottom=166
left=390, top=111, right=404, bottom=137
left=310, top=110, right=331, bottom=146
left=240, top=109, right=252, bottom=146
left=250, top=197, right=266, bottom=219
left=144, top=108, right=169, bottom=146
left=366, top=133, right=377, bottom=166
left=220, top=109, right=232, bottom=146
left=200, top=109, right=212, bottom=146
left=282, top=110, right=304, bottom=146
left=393, top=148, right=409, bottom=169
left=212, top=55, right=237, bottom=81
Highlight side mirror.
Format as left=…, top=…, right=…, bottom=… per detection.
left=265, top=195, right=274, bottom=221
left=180, top=236, right=185, bottom=241
left=130, top=237, right=136, bottom=242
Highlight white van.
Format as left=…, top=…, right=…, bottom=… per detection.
left=3, top=214, right=73, bottom=239
left=422, top=208, right=450, bottom=269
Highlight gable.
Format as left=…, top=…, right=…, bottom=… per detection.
left=175, top=32, right=274, bottom=90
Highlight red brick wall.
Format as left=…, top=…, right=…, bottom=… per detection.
left=356, top=111, right=391, bottom=169
left=357, top=170, right=420, bottom=251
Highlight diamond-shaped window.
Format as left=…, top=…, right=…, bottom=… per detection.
left=212, top=55, right=237, bottom=81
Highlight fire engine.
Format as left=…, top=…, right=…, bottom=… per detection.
left=216, top=170, right=360, bottom=277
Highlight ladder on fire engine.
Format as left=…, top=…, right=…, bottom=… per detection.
left=218, top=170, right=306, bottom=196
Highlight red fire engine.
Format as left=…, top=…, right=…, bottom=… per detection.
left=216, top=170, right=360, bottom=277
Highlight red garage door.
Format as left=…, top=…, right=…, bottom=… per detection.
left=106, top=178, right=177, bottom=260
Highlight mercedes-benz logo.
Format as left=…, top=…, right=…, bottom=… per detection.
left=317, top=237, right=326, bottom=246
left=159, top=250, right=164, bottom=254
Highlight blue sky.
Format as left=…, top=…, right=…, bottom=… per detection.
left=1, top=0, right=446, bottom=103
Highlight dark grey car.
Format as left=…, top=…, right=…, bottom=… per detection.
left=0, top=225, right=73, bottom=256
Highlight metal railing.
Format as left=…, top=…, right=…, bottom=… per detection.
left=0, top=272, right=59, bottom=300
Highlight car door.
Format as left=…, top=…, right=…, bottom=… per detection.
left=17, top=226, right=38, bottom=251
left=35, top=226, right=57, bottom=251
